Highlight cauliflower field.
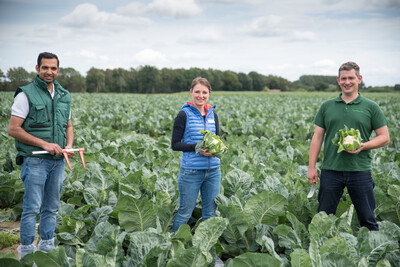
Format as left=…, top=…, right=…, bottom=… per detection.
left=0, top=91, right=399, bottom=266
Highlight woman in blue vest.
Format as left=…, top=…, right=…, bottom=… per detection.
left=171, top=77, right=221, bottom=232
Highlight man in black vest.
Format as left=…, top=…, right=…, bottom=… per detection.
left=8, top=52, right=74, bottom=260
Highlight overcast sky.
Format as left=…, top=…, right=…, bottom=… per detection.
left=0, top=0, right=399, bottom=86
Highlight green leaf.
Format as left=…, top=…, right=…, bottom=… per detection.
left=33, top=246, right=67, bottom=267
left=290, top=248, right=311, bottom=267
left=243, top=191, right=287, bottom=225
left=126, top=232, right=169, bottom=266
left=0, top=258, right=22, bottom=267
left=308, top=212, right=335, bottom=241
left=174, top=224, right=192, bottom=243
left=225, top=252, right=281, bottom=267
left=192, top=217, right=228, bottom=252
left=319, top=236, right=349, bottom=257
left=166, top=246, right=206, bottom=267
left=320, top=252, right=355, bottom=267
left=222, top=168, right=254, bottom=198
left=273, top=224, right=302, bottom=249
left=116, top=193, right=157, bottom=232
left=83, top=187, right=101, bottom=207
left=218, top=205, right=249, bottom=245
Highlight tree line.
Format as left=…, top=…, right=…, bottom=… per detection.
left=0, top=66, right=398, bottom=93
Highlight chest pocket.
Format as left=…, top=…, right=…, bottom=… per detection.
left=56, top=102, right=70, bottom=125
left=29, top=104, right=50, bottom=126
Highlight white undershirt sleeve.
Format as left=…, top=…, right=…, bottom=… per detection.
left=11, top=90, right=72, bottom=120
left=11, top=92, right=29, bottom=119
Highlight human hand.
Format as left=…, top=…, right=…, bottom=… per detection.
left=64, top=145, right=75, bottom=159
left=43, top=143, right=63, bottom=156
left=199, top=148, right=212, bottom=157
left=346, top=143, right=364, bottom=154
left=307, top=167, right=319, bottom=184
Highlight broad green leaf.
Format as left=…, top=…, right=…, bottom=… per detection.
left=89, top=206, right=113, bottom=227
left=85, top=221, right=119, bottom=256
left=116, top=193, right=157, bottom=232
left=192, top=217, right=228, bottom=252
left=290, top=248, right=311, bottom=267
left=174, top=224, right=192, bottom=243
left=218, top=205, right=248, bottom=245
left=0, top=258, right=22, bottom=267
left=83, top=187, right=101, bottom=207
left=308, top=239, right=322, bottom=267
left=261, top=235, right=283, bottom=262
left=166, top=246, right=206, bottom=267
left=243, top=191, right=287, bottom=225
left=376, top=258, right=391, bottom=267
left=126, top=232, right=169, bottom=266
left=273, top=224, right=302, bottom=249
left=222, top=168, right=254, bottom=198
left=308, top=212, right=335, bottom=242
left=224, top=252, right=281, bottom=267
left=34, top=246, right=67, bottom=267
left=156, top=203, right=175, bottom=234
left=286, top=211, right=309, bottom=247
left=320, top=252, right=355, bottom=267
left=319, top=236, right=349, bottom=257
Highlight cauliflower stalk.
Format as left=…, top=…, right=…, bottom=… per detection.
left=332, top=125, right=362, bottom=153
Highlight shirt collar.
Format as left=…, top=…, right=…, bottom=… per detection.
left=335, top=92, right=363, bottom=105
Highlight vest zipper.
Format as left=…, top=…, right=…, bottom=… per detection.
left=204, top=114, right=210, bottom=170
left=45, top=105, right=50, bottom=122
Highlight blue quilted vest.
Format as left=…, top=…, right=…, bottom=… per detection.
left=181, top=103, right=220, bottom=170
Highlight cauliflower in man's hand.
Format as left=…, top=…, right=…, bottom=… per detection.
left=332, top=125, right=362, bottom=153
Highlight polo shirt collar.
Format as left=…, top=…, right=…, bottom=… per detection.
left=335, top=92, right=363, bottom=105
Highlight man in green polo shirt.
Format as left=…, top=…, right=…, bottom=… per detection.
left=307, top=61, right=390, bottom=230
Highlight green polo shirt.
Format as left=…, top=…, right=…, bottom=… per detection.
left=314, top=93, right=387, bottom=171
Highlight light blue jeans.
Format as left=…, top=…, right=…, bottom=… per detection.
left=20, top=157, right=65, bottom=246
left=173, top=167, right=221, bottom=232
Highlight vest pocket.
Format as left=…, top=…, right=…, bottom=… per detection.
left=31, top=104, right=50, bottom=124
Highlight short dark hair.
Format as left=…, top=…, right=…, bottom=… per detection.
left=338, top=62, right=360, bottom=77
left=37, top=52, right=59, bottom=68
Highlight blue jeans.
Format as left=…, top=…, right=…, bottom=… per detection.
left=20, top=157, right=65, bottom=245
left=173, top=167, right=221, bottom=232
left=318, top=169, right=378, bottom=231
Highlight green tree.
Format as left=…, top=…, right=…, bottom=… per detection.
left=137, top=65, right=162, bottom=93
left=86, top=67, right=105, bottom=93
left=171, top=69, right=188, bottom=92
left=394, top=84, right=400, bottom=91
left=238, top=72, right=253, bottom=91
left=126, top=68, right=138, bottom=93
left=161, top=68, right=175, bottom=93
left=314, top=82, right=329, bottom=91
left=221, top=71, right=242, bottom=91
left=248, top=71, right=265, bottom=91
left=0, top=69, right=6, bottom=91
left=111, top=68, right=129, bottom=93
left=57, top=67, right=86, bottom=92
left=7, top=67, right=34, bottom=91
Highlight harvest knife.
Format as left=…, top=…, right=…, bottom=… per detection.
left=307, top=179, right=316, bottom=198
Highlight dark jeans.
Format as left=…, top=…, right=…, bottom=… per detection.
left=318, top=169, right=378, bottom=231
